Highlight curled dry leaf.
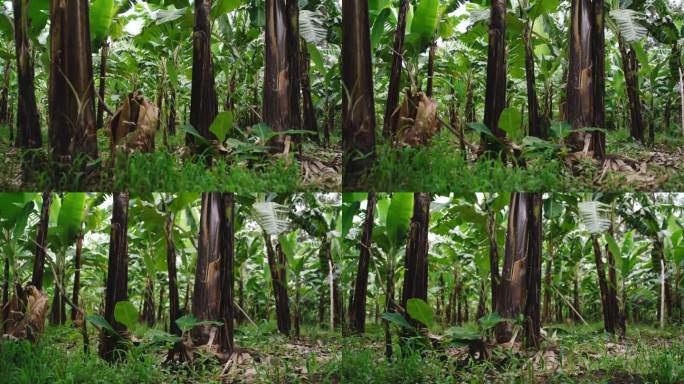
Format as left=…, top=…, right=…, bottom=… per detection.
left=393, top=90, right=439, bottom=147
left=3, top=285, right=48, bottom=342
left=108, top=91, right=159, bottom=155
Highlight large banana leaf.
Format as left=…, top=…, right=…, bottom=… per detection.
left=90, top=0, right=118, bottom=50
left=386, top=193, right=414, bottom=252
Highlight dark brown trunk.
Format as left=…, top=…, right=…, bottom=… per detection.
left=465, top=74, right=475, bottom=123
left=286, top=0, right=301, bottom=145
left=350, top=192, right=376, bottom=333
left=189, top=0, right=219, bottom=155
left=218, top=193, right=235, bottom=354
left=265, top=233, right=291, bottom=335
left=167, top=87, right=177, bottom=136
left=401, top=193, right=430, bottom=330
left=605, top=231, right=625, bottom=335
left=342, top=0, right=376, bottom=187
left=300, top=43, right=318, bottom=142
left=32, top=193, right=52, bottom=290
left=13, top=0, right=41, bottom=148
left=488, top=209, right=500, bottom=312
left=618, top=37, right=644, bottom=143
left=264, top=0, right=291, bottom=153
left=156, top=82, right=164, bottom=150
left=49, top=0, right=98, bottom=161
left=96, top=40, right=109, bottom=129
left=192, top=193, right=234, bottom=351
left=157, top=284, right=164, bottom=325
left=382, top=0, right=409, bottom=139
left=495, top=193, right=532, bottom=343
left=567, top=0, right=605, bottom=159
left=524, top=24, right=543, bottom=138
left=524, top=194, right=542, bottom=348
left=164, top=207, right=180, bottom=336
left=50, top=274, right=66, bottom=325
left=591, top=235, right=620, bottom=335
left=482, top=0, right=507, bottom=153
left=71, top=227, right=84, bottom=321
left=99, top=192, right=129, bottom=362
left=477, top=280, right=486, bottom=319
left=426, top=41, right=436, bottom=98
left=383, top=267, right=395, bottom=358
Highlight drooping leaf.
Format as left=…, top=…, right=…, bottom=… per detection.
left=209, top=111, right=234, bottom=143
left=381, top=312, right=414, bottom=330
left=90, top=0, right=118, bottom=50
left=386, top=193, right=414, bottom=251
left=114, top=300, right=138, bottom=328
left=86, top=314, right=118, bottom=336
left=406, top=298, right=433, bottom=327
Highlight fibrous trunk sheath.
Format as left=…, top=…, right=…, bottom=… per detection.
left=350, top=192, right=376, bottom=333
left=49, top=0, right=98, bottom=161
left=382, top=0, right=409, bottom=139
left=264, top=0, right=291, bottom=153
left=401, top=193, right=431, bottom=331
left=482, top=0, right=507, bottom=153
left=192, top=193, right=235, bottom=352
left=189, top=0, right=219, bottom=155
left=31, top=193, right=52, bottom=290
left=566, top=0, right=605, bottom=159
left=13, top=0, right=41, bottom=148
left=342, top=0, right=376, bottom=187
left=265, top=232, right=291, bottom=335
left=100, top=192, right=130, bottom=362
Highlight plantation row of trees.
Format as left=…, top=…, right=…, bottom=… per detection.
left=342, top=0, right=684, bottom=186
left=0, top=192, right=341, bottom=360
left=342, top=192, right=684, bottom=355
left=0, top=0, right=340, bottom=177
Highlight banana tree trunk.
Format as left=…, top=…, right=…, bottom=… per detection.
left=264, top=0, right=291, bottom=153
left=164, top=208, right=180, bottom=337
left=573, top=267, right=582, bottom=322
left=168, top=87, right=177, bottom=136
left=524, top=193, right=542, bottom=348
left=605, top=229, right=625, bottom=335
left=350, top=192, right=376, bottom=333
left=96, top=40, right=109, bottom=129
left=300, top=43, right=318, bottom=142
left=265, top=232, right=291, bottom=335
left=482, top=0, right=507, bottom=153
left=13, top=0, right=41, bottom=149
left=488, top=209, right=500, bottom=312
left=100, top=192, right=130, bottom=362
left=401, top=193, right=431, bottom=330
left=70, top=226, right=84, bottom=321
left=382, top=0, right=409, bottom=139
left=342, top=0, right=376, bottom=187
left=618, top=37, right=644, bottom=143
left=31, top=193, right=52, bottom=290
left=189, top=0, right=219, bottom=155
left=192, top=193, right=235, bottom=354
left=566, top=0, right=605, bottom=159
left=591, top=235, right=621, bottom=335
left=2, top=254, right=8, bottom=332
left=495, top=193, right=531, bottom=343
left=49, top=0, right=98, bottom=161
left=653, top=238, right=672, bottom=325
left=286, top=0, right=301, bottom=144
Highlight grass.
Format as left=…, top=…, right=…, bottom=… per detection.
left=0, top=321, right=342, bottom=384
left=336, top=322, right=684, bottom=384
left=1, top=320, right=681, bottom=383
left=0, top=124, right=341, bottom=192
left=353, top=128, right=684, bottom=192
